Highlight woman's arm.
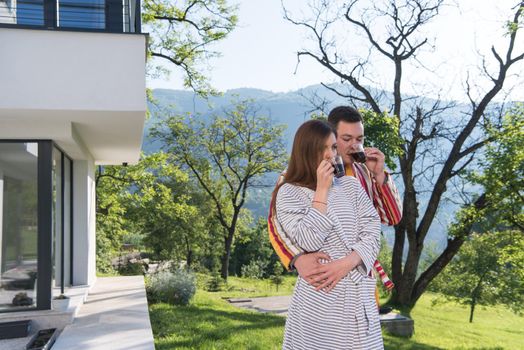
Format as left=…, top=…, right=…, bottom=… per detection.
left=276, top=184, right=334, bottom=252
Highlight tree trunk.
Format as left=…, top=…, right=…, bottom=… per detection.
left=469, top=298, right=476, bottom=323
left=185, top=237, right=193, bottom=269
left=391, top=242, right=423, bottom=309
left=220, top=231, right=234, bottom=280
left=186, top=249, right=193, bottom=269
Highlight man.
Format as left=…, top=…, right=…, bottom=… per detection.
left=268, top=106, right=402, bottom=306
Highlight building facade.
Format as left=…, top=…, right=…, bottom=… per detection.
left=0, top=0, right=146, bottom=312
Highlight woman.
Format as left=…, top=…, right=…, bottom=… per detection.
left=272, top=120, right=383, bottom=350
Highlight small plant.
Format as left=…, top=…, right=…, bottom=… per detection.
left=53, top=294, right=69, bottom=300
left=147, top=269, right=196, bottom=306
left=12, top=292, right=33, bottom=306
left=270, top=262, right=284, bottom=291
left=205, top=272, right=224, bottom=292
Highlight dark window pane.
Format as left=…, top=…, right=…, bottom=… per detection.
left=0, top=143, right=38, bottom=311
left=7, top=0, right=45, bottom=26
left=59, top=0, right=105, bottom=29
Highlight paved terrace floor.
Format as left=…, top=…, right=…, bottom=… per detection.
left=52, top=276, right=155, bottom=350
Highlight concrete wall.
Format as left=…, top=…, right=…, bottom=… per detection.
left=0, top=27, right=147, bottom=165
left=72, top=158, right=97, bottom=286
left=0, top=28, right=145, bottom=112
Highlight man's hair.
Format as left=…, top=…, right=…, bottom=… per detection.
left=327, top=106, right=363, bottom=128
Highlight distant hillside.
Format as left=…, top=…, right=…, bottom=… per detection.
left=142, top=85, right=482, bottom=249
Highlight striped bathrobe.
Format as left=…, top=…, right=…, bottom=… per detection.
left=276, top=177, right=383, bottom=349
left=269, top=163, right=402, bottom=271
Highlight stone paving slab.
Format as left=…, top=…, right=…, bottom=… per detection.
left=52, top=276, right=155, bottom=350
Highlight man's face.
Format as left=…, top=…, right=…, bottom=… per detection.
left=336, top=121, right=365, bottom=165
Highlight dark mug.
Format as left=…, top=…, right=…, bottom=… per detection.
left=350, top=144, right=366, bottom=163
left=333, top=155, right=345, bottom=178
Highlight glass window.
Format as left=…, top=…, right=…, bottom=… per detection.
left=0, top=143, right=38, bottom=311
left=15, top=0, right=44, bottom=26
left=52, top=148, right=72, bottom=291
left=52, top=148, right=62, bottom=289
left=58, top=0, right=105, bottom=29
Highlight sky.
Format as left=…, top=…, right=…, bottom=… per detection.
left=147, top=0, right=524, bottom=102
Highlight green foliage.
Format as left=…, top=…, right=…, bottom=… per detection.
left=270, top=262, right=284, bottom=291
left=205, top=272, right=225, bottom=292
left=230, top=217, right=280, bottom=277
left=147, top=270, right=197, bottom=306
left=431, top=231, right=524, bottom=322
left=124, top=153, right=211, bottom=266
left=143, top=0, right=238, bottom=96
left=241, top=260, right=267, bottom=279
left=95, top=165, right=138, bottom=273
left=359, top=109, right=404, bottom=170
left=151, top=98, right=288, bottom=279
left=469, top=104, right=524, bottom=232
left=118, top=261, right=146, bottom=276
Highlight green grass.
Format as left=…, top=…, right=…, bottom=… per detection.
left=149, top=276, right=524, bottom=350
left=150, top=292, right=285, bottom=350
left=196, top=274, right=297, bottom=298
left=384, top=292, right=524, bottom=350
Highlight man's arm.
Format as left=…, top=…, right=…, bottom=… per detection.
left=268, top=201, right=304, bottom=270
left=267, top=174, right=306, bottom=270
left=371, top=171, right=403, bottom=226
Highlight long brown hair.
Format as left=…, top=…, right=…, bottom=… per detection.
left=270, top=119, right=336, bottom=212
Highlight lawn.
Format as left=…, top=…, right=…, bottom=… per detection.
left=149, top=275, right=524, bottom=350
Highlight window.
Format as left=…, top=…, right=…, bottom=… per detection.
left=0, top=141, right=73, bottom=312
left=0, top=143, right=38, bottom=311
left=58, top=0, right=105, bottom=30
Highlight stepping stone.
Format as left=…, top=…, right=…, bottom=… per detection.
left=380, top=312, right=414, bottom=337
left=226, top=298, right=252, bottom=303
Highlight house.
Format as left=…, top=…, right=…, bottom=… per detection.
left=0, top=0, right=146, bottom=317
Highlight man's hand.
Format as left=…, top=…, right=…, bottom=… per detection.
left=309, top=252, right=362, bottom=292
left=294, top=252, right=331, bottom=286
left=365, top=147, right=386, bottom=184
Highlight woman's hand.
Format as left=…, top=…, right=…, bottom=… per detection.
left=316, top=159, right=334, bottom=192
left=294, top=252, right=332, bottom=287
left=308, top=252, right=362, bottom=293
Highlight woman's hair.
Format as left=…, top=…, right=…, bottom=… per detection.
left=270, top=119, right=335, bottom=212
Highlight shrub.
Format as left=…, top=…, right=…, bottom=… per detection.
left=147, top=270, right=196, bottom=305
left=270, top=262, right=284, bottom=291
left=241, top=260, right=267, bottom=279
left=205, top=272, right=225, bottom=292
left=118, top=261, right=145, bottom=276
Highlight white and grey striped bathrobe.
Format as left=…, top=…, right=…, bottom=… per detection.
left=276, top=176, right=383, bottom=350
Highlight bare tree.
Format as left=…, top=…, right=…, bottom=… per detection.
left=283, top=0, right=524, bottom=308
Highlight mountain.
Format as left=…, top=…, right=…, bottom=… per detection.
left=142, top=85, right=481, bottom=250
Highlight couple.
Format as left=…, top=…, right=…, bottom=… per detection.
left=269, top=106, right=402, bottom=349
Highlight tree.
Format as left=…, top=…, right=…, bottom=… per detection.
left=230, top=217, right=280, bottom=277
left=143, top=0, right=238, bottom=96
left=151, top=99, right=288, bottom=279
left=124, top=153, right=210, bottom=268
left=285, top=0, right=524, bottom=309
left=282, top=0, right=524, bottom=309
left=432, top=231, right=524, bottom=323
left=96, top=163, right=140, bottom=272
left=469, top=104, right=524, bottom=232
left=96, top=153, right=218, bottom=272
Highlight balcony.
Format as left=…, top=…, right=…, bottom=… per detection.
left=0, top=0, right=146, bottom=164
left=0, top=0, right=141, bottom=33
